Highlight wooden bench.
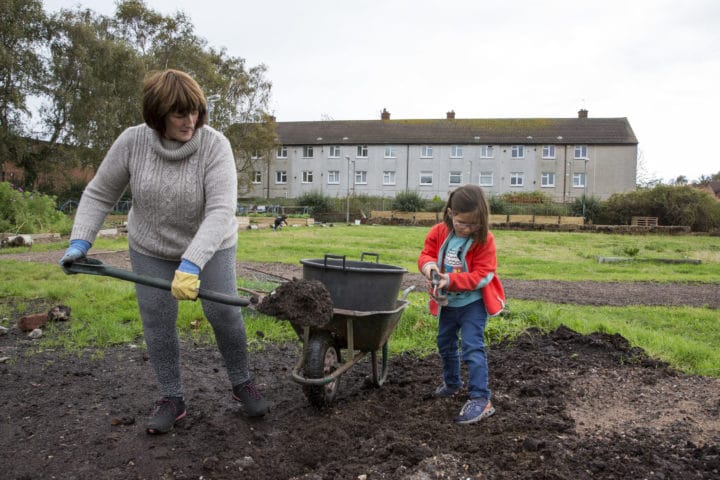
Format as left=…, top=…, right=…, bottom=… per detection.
left=631, top=217, right=658, bottom=227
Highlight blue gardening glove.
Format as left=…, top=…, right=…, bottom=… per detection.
left=59, top=239, right=92, bottom=274
left=171, top=259, right=201, bottom=301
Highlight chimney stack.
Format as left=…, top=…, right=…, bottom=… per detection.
left=578, top=109, right=588, bottom=119
left=446, top=110, right=455, bottom=119
left=381, top=108, right=390, bottom=120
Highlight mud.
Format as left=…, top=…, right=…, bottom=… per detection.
left=256, top=278, right=334, bottom=327
left=1, top=251, right=719, bottom=479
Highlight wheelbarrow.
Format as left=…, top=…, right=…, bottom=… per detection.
left=290, top=253, right=413, bottom=407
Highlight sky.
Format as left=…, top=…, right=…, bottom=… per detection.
left=41, top=0, right=720, bottom=183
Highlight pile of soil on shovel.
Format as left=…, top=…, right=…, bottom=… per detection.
left=255, top=278, right=334, bottom=326
left=1, top=252, right=719, bottom=479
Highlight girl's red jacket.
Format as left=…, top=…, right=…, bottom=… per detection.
left=418, top=222, right=506, bottom=317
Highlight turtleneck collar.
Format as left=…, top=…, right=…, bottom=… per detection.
left=149, top=126, right=202, bottom=161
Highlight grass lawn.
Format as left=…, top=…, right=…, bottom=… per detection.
left=1, top=225, right=718, bottom=376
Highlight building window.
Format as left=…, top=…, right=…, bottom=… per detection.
left=479, top=171, right=493, bottom=186
left=275, top=171, right=287, bottom=184
left=450, top=145, right=463, bottom=158
left=573, top=172, right=586, bottom=187
left=302, top=146, right=314, bottom=158
left=541, top=172, right=555, bottom=187
left=354, top=170, right=367, bottom=184
left=510, top=172, right=524, bottom=186
left=357, top=145, right=368, bottom=157
left=384, top=146, right=397, bottom=158
left=419, top=171, right=433, bottom=185
left=327, top=170, right=340, bottom=184
left=542, top=145, right=555, bottom=159
left=329, top=146, right=341, bottom=158
left=511, top=145, right=524, bottom=158
left=252, top=171, right=262, bottom=184
left=383, top=171, right=396, bottom=185
left=574, top=145, right=588, bottom=159
left=421, top=145, right=433, bottom=158
left=302, top=171, right=313, bottom=183
left=277, top=146, right=287, bottom=158
left=251, top=150, right=261, bottom=159
left=480, top=146, right=494, bottom=158
left=449, top=171, right=463, bottom=185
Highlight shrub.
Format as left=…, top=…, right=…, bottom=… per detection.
left=296, top=191, right=334, bottom=213
left=0, top=182, right=71, bottom=234
left=570, top=195, right=603, bottom=224
left=428, top=195, right=445, bottom=212
left=392, top=191, right=426, bottom=212
left=488, top=195, right=509, bottom=215
left=598, top=185, right=720, bottom=231
left=499, top=191, right=553, bottom=204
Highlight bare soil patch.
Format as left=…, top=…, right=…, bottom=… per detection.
left=1, top=250, right=719, bottom=479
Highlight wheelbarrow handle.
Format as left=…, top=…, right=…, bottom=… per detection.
left=64, top=258, right=251, bottom=306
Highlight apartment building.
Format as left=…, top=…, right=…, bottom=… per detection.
left=245, top=109, right=638, bottom=202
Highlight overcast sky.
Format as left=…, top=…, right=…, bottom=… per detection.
left=42, top=0, right=720, bottom=183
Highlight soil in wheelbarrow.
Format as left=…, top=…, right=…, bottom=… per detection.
left=1, top=253, right=720, bottom=479
left=255, top=278, right=334, bottom=326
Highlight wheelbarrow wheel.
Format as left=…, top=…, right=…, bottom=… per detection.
left=303, top=332, right=341, bottom=407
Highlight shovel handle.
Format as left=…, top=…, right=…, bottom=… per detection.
left=64, top=258, right=250, bottom=306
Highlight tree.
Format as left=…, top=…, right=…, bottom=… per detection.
left=42, top=8, right=145, bottom=159
left=673, top=175, right=688, bottom=186
left=0, top=0, right=47, bottom=186
left=5, top=0, right=274, bottom=193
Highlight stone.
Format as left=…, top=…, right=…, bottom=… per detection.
left=18, top=313, right=48, bottom=332
left=28, top=328, right=43, bottom=339
left=48, top=305, right=71, bottom=322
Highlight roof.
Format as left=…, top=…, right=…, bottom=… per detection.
left=275, top=117, right=638, bottom=146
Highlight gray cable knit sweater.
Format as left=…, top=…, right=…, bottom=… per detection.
left=70, top=124, right=238, bottom=269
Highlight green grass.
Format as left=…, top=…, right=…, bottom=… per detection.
left=1, top=225, right=718, bottom=377
left=236, top=226, right=720, bottom=282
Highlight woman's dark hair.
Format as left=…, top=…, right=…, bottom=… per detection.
left=142, top=69, right=208, bottom=136
left=442, top=184, right=490, bottom=244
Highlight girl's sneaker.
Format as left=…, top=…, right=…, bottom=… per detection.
left=146, top=396, right=186, bottom=434
left=433, top=382, right=462, bottom=398
left=454, top=398, right=495, bottom=424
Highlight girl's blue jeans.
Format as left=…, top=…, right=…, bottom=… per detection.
left=436, top=299, right=490, bottom=400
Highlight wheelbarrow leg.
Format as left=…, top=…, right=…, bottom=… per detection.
left=370, top=342, right=389, bottom=387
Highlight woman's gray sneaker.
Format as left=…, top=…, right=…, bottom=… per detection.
left=233, top=380, right=271, bottom=417
left=146, top=396, right=186, bottom=434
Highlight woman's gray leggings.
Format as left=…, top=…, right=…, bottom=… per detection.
left=130, top=246, right=249, bottom=398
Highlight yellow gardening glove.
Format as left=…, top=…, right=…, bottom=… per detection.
left=171, top=270, right=200, bottom=300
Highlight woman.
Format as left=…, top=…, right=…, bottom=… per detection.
left=60, top=69, right=270, bottom=434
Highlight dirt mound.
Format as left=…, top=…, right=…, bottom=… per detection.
left=2, top=325, right=719, bottom=479
left=255, top=278, right=334, bottom=326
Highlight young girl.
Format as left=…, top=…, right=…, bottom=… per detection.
left=418, top=184, right=505, bottom=424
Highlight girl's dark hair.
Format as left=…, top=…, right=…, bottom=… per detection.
left=442, top=185, right=490, bottom=244
left=142, top=69, right=208, bottom=136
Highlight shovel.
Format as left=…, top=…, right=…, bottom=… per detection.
left=63, top=257, right=251, bottom=306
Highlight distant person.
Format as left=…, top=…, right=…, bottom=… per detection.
left=273, top=214, right=288, bottom=231
left=60, top=68, right=270, bottom=434
left=417, top=184, right=505, bottom=424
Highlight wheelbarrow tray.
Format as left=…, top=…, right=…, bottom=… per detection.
left=290, top=299, right=409, bottom=352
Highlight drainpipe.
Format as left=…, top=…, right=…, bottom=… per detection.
left=562, top=145, right=568, bottom=203
left=405, top=144, right=410, bottom=191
